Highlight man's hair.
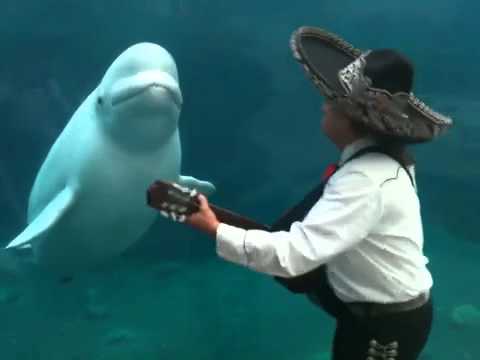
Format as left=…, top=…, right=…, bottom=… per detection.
left=333, top=102, right=416, bottom=167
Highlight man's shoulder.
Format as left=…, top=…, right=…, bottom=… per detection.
left=338, top=152, right=408, bottom=186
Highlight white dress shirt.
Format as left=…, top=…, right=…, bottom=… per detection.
left=215, top=138, right=433, bottom=303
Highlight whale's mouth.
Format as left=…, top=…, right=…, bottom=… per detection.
left=110, top=70, right=182, bottom=108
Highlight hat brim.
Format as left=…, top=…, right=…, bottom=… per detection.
left=290, top=26, right=453, bottom=143
left=290, top=26, right=362, bottom=99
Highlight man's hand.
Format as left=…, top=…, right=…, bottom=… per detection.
left=185, top=194, right=220, bottom=237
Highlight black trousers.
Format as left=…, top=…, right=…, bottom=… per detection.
left=306, top=269, right=433, bottom=360
left=331, top=297, right=433, bottom=360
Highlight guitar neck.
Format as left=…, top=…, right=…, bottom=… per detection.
left=209, top=204, right=270, bottom=231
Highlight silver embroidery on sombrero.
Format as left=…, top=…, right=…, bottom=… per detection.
left=338, top=51, right=372, bottom=96
left=337, top=55, right=452, bottom=130
left=366, top=339, right=399, bottom=360
left=333, top=56, right=452, bottom=141
left=409, top=93, right=453, bottom=125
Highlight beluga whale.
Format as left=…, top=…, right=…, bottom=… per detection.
left=5, top=42, right=215, bottom=276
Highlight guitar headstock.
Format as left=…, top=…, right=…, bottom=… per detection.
left=147, top=181, right=200, bottom=222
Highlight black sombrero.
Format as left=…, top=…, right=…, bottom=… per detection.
left=290, top=26, right=453, bottom=143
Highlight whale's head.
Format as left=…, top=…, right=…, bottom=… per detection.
left=95, top=43, right=183, bottom=150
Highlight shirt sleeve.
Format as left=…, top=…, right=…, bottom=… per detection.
left=215, top=170, right=383, bottom=278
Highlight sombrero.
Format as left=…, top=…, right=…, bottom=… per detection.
left=290, top=26, right=453, bottom=143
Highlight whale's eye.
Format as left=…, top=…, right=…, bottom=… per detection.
left=97, top=96, right=104, bottom=106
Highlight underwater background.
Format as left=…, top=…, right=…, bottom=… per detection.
left=1, top=0, right=479, bottom=359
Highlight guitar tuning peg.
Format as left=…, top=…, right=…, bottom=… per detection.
left=178, top=206, right=187, bottom=213
left=172, top=182, right=189, bottom=193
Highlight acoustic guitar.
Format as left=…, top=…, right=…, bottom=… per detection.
left=145, top=180, right=330, bottom=295
left=146, top=180, right=269, bottom=231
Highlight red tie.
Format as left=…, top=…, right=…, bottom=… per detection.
left=322, top=163, right=338, bottom=181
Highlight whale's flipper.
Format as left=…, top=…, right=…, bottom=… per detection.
left=5, top=187, right=76, bottom=249
left=178, top=175, right=216, bottom=196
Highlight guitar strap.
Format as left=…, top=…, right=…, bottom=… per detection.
left=270, top=145, right=414, bottom=315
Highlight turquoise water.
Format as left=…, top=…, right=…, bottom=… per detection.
left=1, top=1, right=479, bottom=359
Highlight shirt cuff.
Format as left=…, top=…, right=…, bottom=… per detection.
left=215, top=223, right=249, bottom=266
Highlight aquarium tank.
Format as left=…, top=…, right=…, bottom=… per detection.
left=0, top=0, right=478, bottom=359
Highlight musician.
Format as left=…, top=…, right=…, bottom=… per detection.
left=168, top=27, right=453, bottom=360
